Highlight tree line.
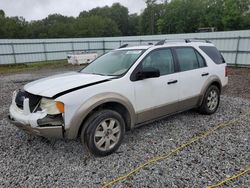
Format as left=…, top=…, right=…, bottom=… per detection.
left=0, top=0, right=250, bottom=39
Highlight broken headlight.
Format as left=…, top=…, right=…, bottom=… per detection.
left=40, top=98, right=64, bottom=115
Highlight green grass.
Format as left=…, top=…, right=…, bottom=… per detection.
left=0, top=60, right=72, bottom=74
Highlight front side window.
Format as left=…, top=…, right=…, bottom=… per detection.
left=141, top=48, right=175, bottom=75
left=175, top=48, right=199, bottom=71
left=81, top=49, right=144, bottom=76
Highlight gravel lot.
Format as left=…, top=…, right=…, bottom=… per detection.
left=0, top=66, right=249, bottom=188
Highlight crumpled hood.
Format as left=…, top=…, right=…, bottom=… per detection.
left=24, top=72, right=114, bottom=98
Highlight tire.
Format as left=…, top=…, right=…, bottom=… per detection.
left=198, top=85, right=220, bottom=115
left=81, top=109, right=125, bottom=157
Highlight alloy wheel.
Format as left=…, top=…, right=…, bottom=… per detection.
left=94, top=118, right=121, bottom=151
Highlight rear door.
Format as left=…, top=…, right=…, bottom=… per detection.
left=173, top=47, right=209, bottom=110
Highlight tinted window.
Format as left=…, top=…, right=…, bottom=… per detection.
left=141, top=49, right=174, bottom=76
left=175, top=48, right=199, bottom=71
left=195, top=51, right=206, bottom=67
left=199, top=46, right=225, bottom=64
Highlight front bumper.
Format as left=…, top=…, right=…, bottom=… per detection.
left=8, top=91, right=63, bottom=138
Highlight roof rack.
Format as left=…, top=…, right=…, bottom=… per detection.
left=118, top=43, right=154, bottom=49
left=155, top=38, right=211, bottom=46
left=119, top=44, right=129, bottom=48
left=191, top=38, right=211, bottom=43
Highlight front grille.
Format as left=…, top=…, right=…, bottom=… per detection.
left=15, top=90, right=42, bottom=112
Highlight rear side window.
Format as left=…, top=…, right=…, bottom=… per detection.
left=175, top=48, right=199, bottom=71
left=199, top=46, right=225, bottom=64
left=195, top=51, right=206, bottom=68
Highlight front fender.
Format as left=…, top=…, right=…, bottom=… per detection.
left=65, top=92, right=136, bottom=139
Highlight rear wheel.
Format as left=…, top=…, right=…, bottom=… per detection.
left=81, top=110, right=125, bottom=156
left=199, top=85, right=220, bottom=115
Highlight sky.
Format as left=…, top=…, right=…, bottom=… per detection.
left=0, top=0, right=147, bottom=21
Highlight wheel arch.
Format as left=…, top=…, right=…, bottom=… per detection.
left=65, top=92, right=136, bottom=139
left=210, top=81, right=222, bottom=93
left=198, top=75, right=222, bottom=106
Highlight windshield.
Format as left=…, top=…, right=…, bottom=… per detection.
left=80, top=49, right=144, bottom=76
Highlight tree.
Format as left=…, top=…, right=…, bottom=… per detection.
left=0, top=9, right=5, bottom=17
left=222, top=0, right=250, bottom=30
left=0, top=16, right=27, bottom=38
left=160, top=0, right=207, bottom=34
left=127, top=14, right=140, bottom=36
left=203, top=0, right=227, bottom=31
left=74, top=16, right=121, bottom=37
left=26, top=20, right=48, bottom=38
left=109, top=3, right=129, bottom=35
left=140, top=0, right=164, bottom=35
left=26, top=14, right=76, bottom=38
left=79, top=3, right=129, bottom=35
left=45, top=14, right=75, bottom=38
left=146, top=0, right=157, bottom=34
left=1, top=1, right=250, bottom=39
left=0, top=10, right=6, bottom=37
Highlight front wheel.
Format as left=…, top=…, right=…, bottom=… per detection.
left=198, top=85, right=220, bottom=115
left=81, top=110, right=125, bottom=157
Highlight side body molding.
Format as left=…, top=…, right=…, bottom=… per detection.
left=65, top=92, right=136, bottom=139
left=198, top=75, right=222, bottom=106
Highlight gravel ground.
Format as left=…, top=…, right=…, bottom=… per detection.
left=223, top=67, right=250, bottom=99
left=0, top=66, right=249, bottom=188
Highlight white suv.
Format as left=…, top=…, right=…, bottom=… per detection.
left=9, top=40, right=228, bottom=156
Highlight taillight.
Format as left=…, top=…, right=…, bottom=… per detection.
left=225, top=66, right=228, bottom=77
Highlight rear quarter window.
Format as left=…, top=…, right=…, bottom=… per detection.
left=199, top=46, right=225, bottom=64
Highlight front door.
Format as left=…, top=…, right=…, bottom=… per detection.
left=132, top=48, right=180, bottom=124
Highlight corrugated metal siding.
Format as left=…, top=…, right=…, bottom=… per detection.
left=0, top=30, right=250, bottom=65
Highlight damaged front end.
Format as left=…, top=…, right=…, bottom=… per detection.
left=8, top=90, right=64, bottom=138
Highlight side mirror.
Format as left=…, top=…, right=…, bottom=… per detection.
left=136, top=67, right=160, bottom=80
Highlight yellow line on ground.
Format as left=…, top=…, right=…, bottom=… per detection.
left=207, top=167, right=250, bottom=188
left=101, top=112, right=250, bottom=188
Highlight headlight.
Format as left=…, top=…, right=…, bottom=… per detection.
left=40, top=98, right=64, bottom=115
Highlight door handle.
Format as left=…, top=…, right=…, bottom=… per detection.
left=167, top=80, right=178, bottom=85
left=201, top=73, right=209, bottom=76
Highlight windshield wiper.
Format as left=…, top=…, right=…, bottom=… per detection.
left=91, top=73, right=106, bottom=76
